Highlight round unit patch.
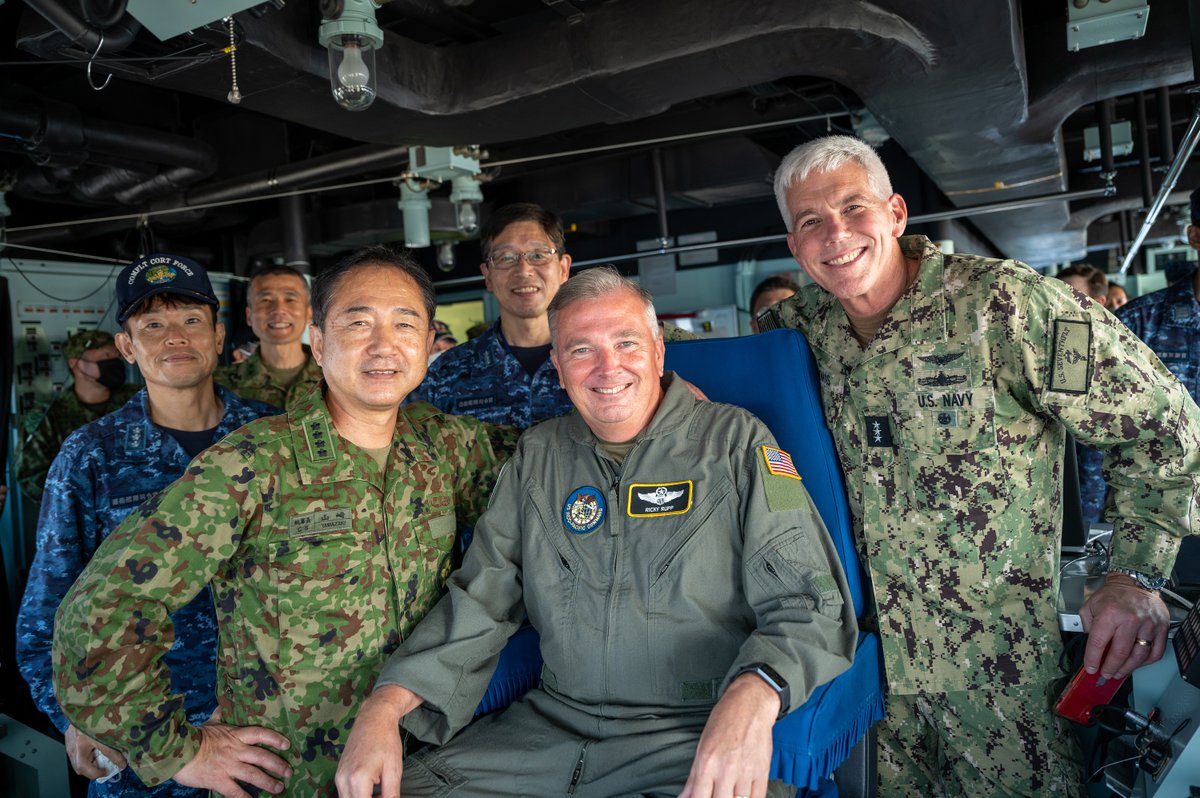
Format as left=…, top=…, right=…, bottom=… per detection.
left=562, top=486, right=606, bottom=535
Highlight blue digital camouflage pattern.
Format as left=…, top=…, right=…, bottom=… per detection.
left=16, top=385, right=276, bottom=798
left=409, top=322, right=572, bottom=429
left=1076, top=277, right=1200, bottom=522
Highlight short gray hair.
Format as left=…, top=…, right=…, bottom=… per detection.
left=547, top=266, right=659, bottom=346
left=773, top=135, right=894, bottom=228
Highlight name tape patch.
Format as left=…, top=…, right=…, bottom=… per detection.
left=627, top=481, right=693, bottom=517
left=1049, top=318, right=1091, bottom=395
left=288, top=508, right=353, bottom=538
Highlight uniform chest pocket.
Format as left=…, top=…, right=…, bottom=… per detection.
left=271, top=528, right=382, bottom=672
left=895, top=391, right=1009, bottom=511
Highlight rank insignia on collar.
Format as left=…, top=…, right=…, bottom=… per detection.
left=628, top=481, right=693, bottom=517
left=563, top=486, right=606, bottom=535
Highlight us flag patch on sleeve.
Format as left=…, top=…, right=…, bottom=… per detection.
left=761, top=446, right=802, bottom=481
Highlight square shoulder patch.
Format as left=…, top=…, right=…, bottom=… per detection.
left=1049, top=318, right=1092, bottom=395
left=758, top=446, right=811, bottom=513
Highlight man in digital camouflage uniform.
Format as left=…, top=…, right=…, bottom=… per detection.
left=17, top=253, right=276, bottom=797
left=1079, top=187, right=1200, bottom=523
left=54, top=245, right=517, bottom=797
left=216, top=264, right=322, bottom=410
left=336, top=266, right=856, bottom=798
left=16, top=329, right=138, bottom=503
left=409, top=202, right=575, bottom=428
left=757, top=135, right=1200, bottom=796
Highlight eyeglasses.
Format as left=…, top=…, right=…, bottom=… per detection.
left=485, top=247, right=559, bottom=271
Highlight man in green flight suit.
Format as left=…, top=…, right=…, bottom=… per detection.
left=53, top=245, right=517, bottom=797
left=757, top=134, right=1200, bottom=796
left=216, top=264, right=322, bottom=410
left=336, top=266, right=856, bottom=798
left=16, top=329, right=138, bottom=503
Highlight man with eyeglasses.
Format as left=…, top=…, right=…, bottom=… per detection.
left=410, top=202, right=575, bottom=430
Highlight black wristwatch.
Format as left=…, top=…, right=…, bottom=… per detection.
left=736, top=663, right=790, bottom=718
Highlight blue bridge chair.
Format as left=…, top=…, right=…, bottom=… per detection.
left=474, top=328, right=886, bottom=790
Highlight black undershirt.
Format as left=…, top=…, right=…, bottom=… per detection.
left=509, top=342, right=552, bottom=378
left=160, top=424, right=223, bottom=459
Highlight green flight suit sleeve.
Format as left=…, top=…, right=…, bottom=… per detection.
left=52, top=445, right=251, bottom=786
left=1016, top=274, right=1200, bottom=578
left=380, top=448, right=529, bottom=745
left=718, top=427, right=857, bottom=713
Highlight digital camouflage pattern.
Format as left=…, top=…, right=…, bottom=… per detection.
left=759, top=235, right=1200, bottom=696
left=385, top=375, right=856, bottom=769
left=1075, top=277, right=1200, bottom=523
left=17, top=385, right=275, bottom=798
left=409, top=321, right=572, bottom=428
left=879, top=681, right=1084, bottom=797
left=53, top=384, right=516, bottom=795
left=16, top=384, right=139, bottom=501
left=214, top=345, right=323, bottom=411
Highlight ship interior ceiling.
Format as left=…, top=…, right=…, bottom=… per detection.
left=0, top=0, right=1199, bottom=284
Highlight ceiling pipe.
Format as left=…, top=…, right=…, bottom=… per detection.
left=1098, top=98, right=1117, bottom=196
left=23, top=0, right=139, bottom=55
left=280, top=194, right=310, bottom=274
left=651, top=148, right=669, bottom=249
left=1135, top=91, right=1154, bottom=209
left=1158, top=87, right=1176, bottom=166
left=1119, top=103, right=1200, bottom=275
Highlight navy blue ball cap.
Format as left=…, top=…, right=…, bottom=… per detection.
left=116, top=253, right=219, bottom=323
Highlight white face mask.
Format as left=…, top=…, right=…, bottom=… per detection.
left=428, top=350, right=444, bottom=367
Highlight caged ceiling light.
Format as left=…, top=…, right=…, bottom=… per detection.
left=318, top=0, right=384, bottom=112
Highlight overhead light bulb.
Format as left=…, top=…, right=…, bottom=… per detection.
left=319, top=0, right=384, bottom=112
left=457, top=201, right=478, bottom=235
left=437, top=241, right=456, bottom=272
left=449, top=173, right=484, bottom=236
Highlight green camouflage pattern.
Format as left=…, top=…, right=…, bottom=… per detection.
left=879, top=681, right=1084, bottom=796
left=214, top=346, right=323, bottom=410
left=760, top=236, right=1200, bottom=695
left=17, top=385, right=139, bottom=501
left=62, top=328, right=116, bottom=361
left=53, top=384, right=516, bottom=794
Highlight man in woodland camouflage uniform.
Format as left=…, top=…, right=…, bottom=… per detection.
left=54, top=245, right=516, bottom=797
left=215, top=264, right=322, bottom=410
left=757, top=135, right=1200, bottom=796
left=16, top=329, right=138, bottom=502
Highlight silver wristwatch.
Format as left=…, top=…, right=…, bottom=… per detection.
left=1107, top=566, right=1167, bottom=592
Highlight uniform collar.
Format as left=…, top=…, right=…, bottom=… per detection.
left=798, top=234, right=947, bottom=370
left=287, top=380, right=438, bottom=487
left=239, top=345, right=318, bottom=387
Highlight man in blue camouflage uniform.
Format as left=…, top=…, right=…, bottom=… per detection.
left=758, top=135, right=1200, bottom=796
left=410, top=202, right=574, bottom=428
left=16, top=253, right=276, bottom=798
left=1078, top=188, right=1200, bottom=521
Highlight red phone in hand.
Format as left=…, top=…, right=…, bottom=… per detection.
left=1054, top=666, right=1128, bottom=725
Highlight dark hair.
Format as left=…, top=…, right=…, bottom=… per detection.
left=311, top=245, right=436, bottom=329
left=750, top=274, right=801, bottom=315
left=249, top=264, right=310, bottom=294
left=480, top=202, right=566, bottom=260
left=1190, top=186, right=1200, bottom=225
left=121, top=293, right=217, bottom=333
left=1055, top=264, right=1108, bottom=300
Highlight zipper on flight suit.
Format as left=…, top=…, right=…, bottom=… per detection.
left=566, top=740, right=590, bottom=794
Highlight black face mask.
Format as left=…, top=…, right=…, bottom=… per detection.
left=94, top=357, right=127, bottom=390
